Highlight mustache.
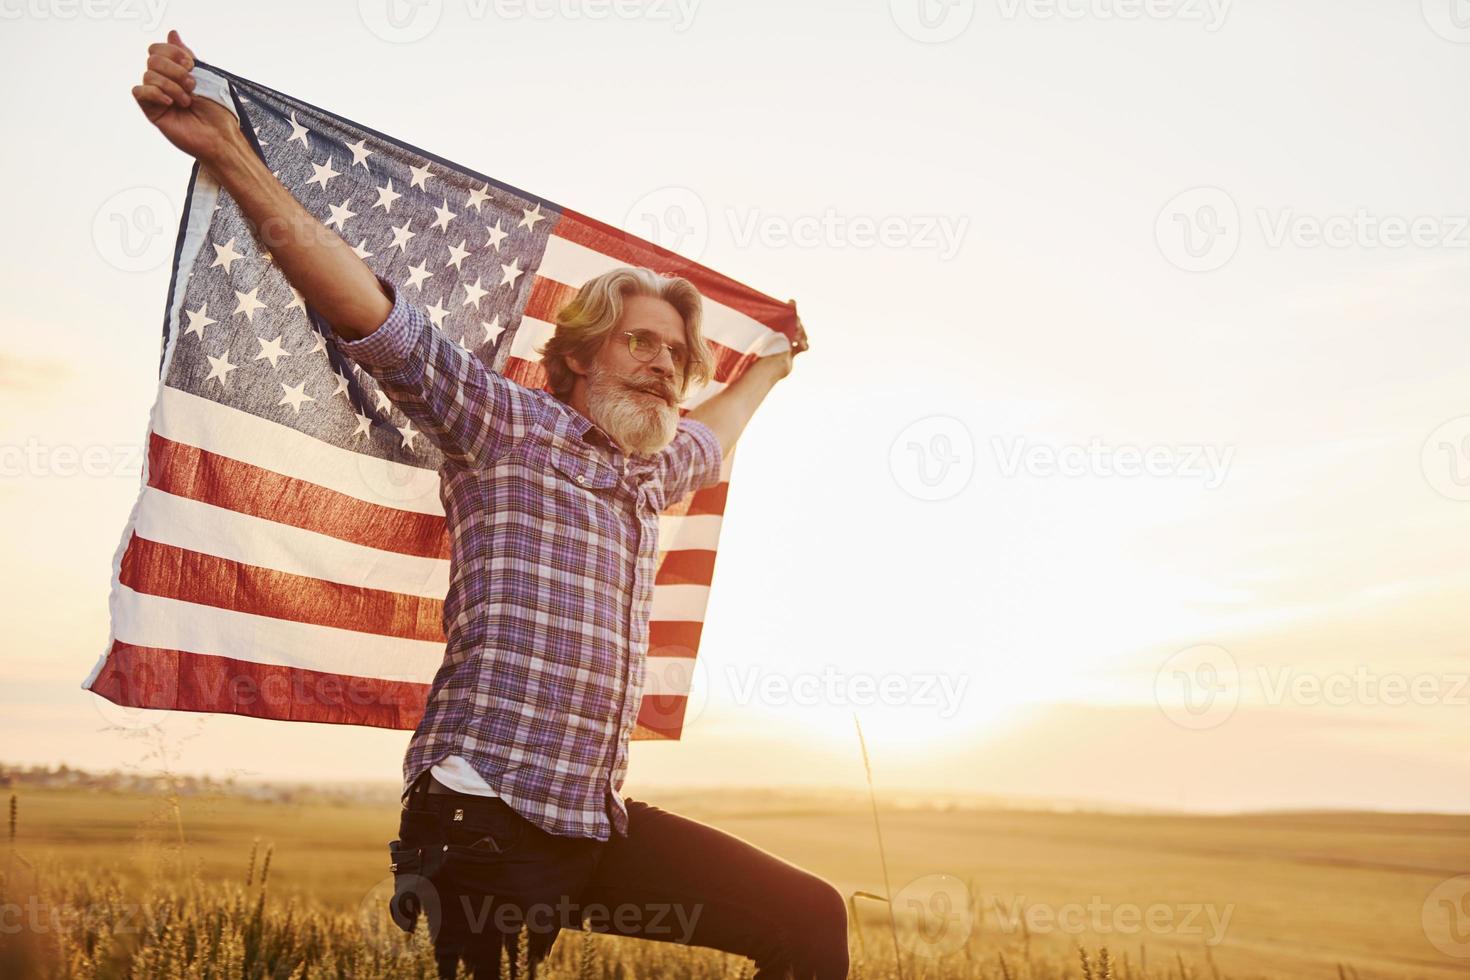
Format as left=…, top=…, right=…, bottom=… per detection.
left=621, top=377, right=676, bottom=407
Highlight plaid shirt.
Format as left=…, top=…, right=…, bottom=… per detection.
left=338, top=276, right=723, bottom=840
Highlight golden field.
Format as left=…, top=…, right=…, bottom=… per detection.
left=0, top=785, right=1465, bottom=978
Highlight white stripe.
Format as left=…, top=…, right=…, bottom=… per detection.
left=651, top=584, right=712, bottom=622
left=658, top=513, right=725, bottom=550
left=111, top=583, right=699, bottom=694
left=133, top=484, right=709, bottom=622
left=154, top=385, right=445, bottom=516
left=643, top=654, right=696, bottom=696
left=111, top=584, right=446, bottom=681
left=541, top=236, right=788, bottom=356
left=133, top=486, right=450, bottom=598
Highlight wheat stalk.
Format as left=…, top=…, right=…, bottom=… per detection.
left=854, top=713, right=905, bottom=980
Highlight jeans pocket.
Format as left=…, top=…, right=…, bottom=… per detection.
left=441, top=799, right=527, bottom=857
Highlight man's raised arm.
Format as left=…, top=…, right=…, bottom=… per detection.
left=132, top=30, right=550, bottom=470
left=133, top=30, right=389, bottom=340
left=686, top=316, right=808, bottom=458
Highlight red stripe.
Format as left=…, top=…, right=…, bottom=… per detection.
left=88, top=640, right=689, bottom=738
left=121, top=528, right=717, bottom=629
left=500, top=355, right=549, bottom=392
left=634, top=693, right=690, bottom=739
left=119, top=533, right=447, bottom=642
left=148, top=432, right=450, bottom=560
left=649, top=620, right=703, bottom=655
left=656, top=549, right=716, bottom=586
left=87, top=640, right=428, bottom=730
left=525, top=274, right=767, bottom=387
left=687, top=482, right=728, bottom=517
left=551, top=210, right=802, bottom=338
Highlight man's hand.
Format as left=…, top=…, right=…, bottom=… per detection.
left=129, top=29, right=390, bottom=340
left=132, top=30, right=238, bottom=167
left=756, top=305, right=809, bottom=382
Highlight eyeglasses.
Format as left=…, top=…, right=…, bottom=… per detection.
left=620, top=330, right=689, bottom=371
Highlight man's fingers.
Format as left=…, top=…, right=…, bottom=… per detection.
left=147, top=52, right=192, bottom=86
left=167, top=29, right=197, bottom=63
left=147, top=41, right=193, bottom=72
left=142, top=69, right=191, bottom=108
left=133, top=83, right=173, bottom=110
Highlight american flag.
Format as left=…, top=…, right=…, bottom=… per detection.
left=83, top=61, right=799, bottom=740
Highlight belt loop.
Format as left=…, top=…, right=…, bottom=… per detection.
left=406, top=769, right=432, bottom=808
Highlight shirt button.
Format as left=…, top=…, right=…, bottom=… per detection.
left=576, top=475, right=588, bottom=485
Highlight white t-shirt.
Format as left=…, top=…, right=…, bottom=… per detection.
left=430, top=755, right=499, bottom=796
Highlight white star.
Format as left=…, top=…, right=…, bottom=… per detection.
left=425, top=301, right=448, bottom=328
left=484, top=220, right=508, bottom=251
left=308, top=332, right=326, bottom=355
left=204, top=352, right=236, bottom=388
left=409, top=162, right=433, bottom=190
left=307, top=159, right=341, bottom=190
left=325, top=199, right=356, bottom=229
left=233, top=287, right=267, bottom=321
left=457, top=333, right=472, bottom=352
left=518, top=203, right=545, bottom=231
left=466, top=185, right=490, bottom=211
left=255, top=334, right=292, bottom=369
left=183, top=302, right=216, bottom=340
left=446, top=239, right=470, bottom=270
left=287, top=111, right=309, bottom=146
left=211, top=237, right=244, bottom=272
left=346, top=138, right=373, bottom=169
left=397, top=420, right=419, bottom=450
left=278, top=380, right=316, bottom=413
left=261, top=250, right=274, bottom=265
left=499, top=258, right=524, bottom=289
left=351, top=411, right=372, bottom=439
left=432, top=198, right=455, bottom=233
left=286, top=285, right=306, bottom=312
left=481, top=315, right=504, bottom=345
left=405, top=260, right=433, bottom=290
left=388, top=220, right=416, bottom=253
left=461, top=276, right=487, bottom=308
left=332, top=371, right=351, bottom=400
left=373, top=388, right=393, bottom=414
left=373, top=179, right=401, bottom=214
left=351, top=239, right=374, bottom=260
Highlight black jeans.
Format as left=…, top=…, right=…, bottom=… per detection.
left=389, top=776, right=849, bottom=979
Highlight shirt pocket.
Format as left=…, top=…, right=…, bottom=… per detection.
left=549, top=449, right=619, bottom=494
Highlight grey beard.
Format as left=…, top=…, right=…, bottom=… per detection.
left=585, top=366, right=679, bottom=456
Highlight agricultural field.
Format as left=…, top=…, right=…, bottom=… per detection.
left=1, top=785, right=1465, bottom=978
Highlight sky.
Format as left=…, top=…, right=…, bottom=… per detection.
left=1, top=1, right=1467, bottom=813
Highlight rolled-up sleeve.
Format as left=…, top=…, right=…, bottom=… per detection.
left=336, top=277, right=421, bottom=371
left=335, top=275, right=545, bottom=469
left=655, top=417, right=724, bottom=504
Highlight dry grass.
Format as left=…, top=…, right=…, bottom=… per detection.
left=3, top=786, right=1456, bottom=978
left=1, top=859, right=1226, bottom=979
